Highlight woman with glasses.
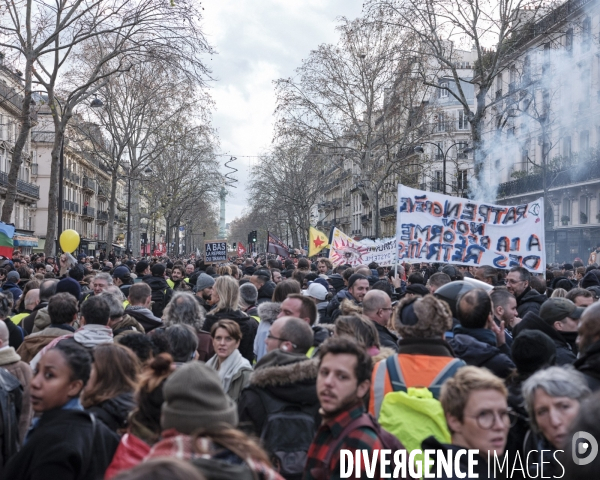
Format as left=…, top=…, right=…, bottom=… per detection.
left=422, top=366, right=513, bottom=479
left=521, top=366, right=590, bottom=477
left=206, top=319, right=252, bottom=401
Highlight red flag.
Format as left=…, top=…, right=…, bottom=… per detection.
left=237, top=242, right=247, bottom=257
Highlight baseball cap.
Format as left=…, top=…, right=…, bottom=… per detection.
left=113, top=265, right=131, bottom=280
left=303, top=282, right=328, bottom=301
left=539, top=298, right=584, bottom=325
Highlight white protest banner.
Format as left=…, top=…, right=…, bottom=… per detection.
left=328, top=228, right=396, bottom=266
left=396, top=185, right=545, bottom=272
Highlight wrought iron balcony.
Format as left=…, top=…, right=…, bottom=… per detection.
left=380, top=206, right=396, bottom=218
left=82, top=177, right=97, bottom=192
left=96, top=211, right=109, bottom=222
left=82, top=206, right=95, bottom=218
left=0, top=172, right=40, bottom=199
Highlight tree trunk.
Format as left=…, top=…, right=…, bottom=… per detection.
left=131, top=177, right=140, bottom=257
left=107, top=170, right=119, bottom=248
left=43, top=121, right=65, bottom=256
left=373, top=187, right=380, bottom=239
left=2, top=58, right=34, bottom=224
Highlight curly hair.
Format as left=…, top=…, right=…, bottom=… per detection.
left=162, top=291, right=205, bottom=331
left=394, top=294, right=453, bottom=339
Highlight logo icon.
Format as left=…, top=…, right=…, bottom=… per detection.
left=572, top=431, right=599, bottom=466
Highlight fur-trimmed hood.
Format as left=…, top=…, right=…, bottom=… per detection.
left=250, top=350, right=318, bottom=388
left=257, top=301, right=280, bottom=324
left=371, top=346, right=397, bottom=365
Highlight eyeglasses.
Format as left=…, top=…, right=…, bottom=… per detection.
left=506, top=279, right=524, bottom=285
left=466, top=409, right=517, bottom=429
left=379, top=307, right=394, bottom=312
left=267, top=333, right=297, bottom=349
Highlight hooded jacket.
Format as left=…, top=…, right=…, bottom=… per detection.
left=21, top=301, right=48, bottom=335
left=254, top=302, right=281, bottom=362
left=31, top=306, right=51, bottom=333
left=1, top=282, right=22, bottom=303
left=574, top=340, right=600, bottom=391
left=515, top=287, right=547, bottom=318
left=0, top=346, right=32, bottom=442
left=203, top=308, right=258, bottom=363
left=85, top=391, right=136, bottom=432
left=141, top=274, right=173, bottom=318
left=513, top=311, right=577, bottom=365
left=73, top=324, right=114, bottom=349
left=323, top=289, right=359, bottom=324
left=237, top=349, right=320, bottom=437
left=449, top=331, right=515, bottom=379
left=124, top=306, right=163, bottom=332
left=256, top=281, right=276, bottom=305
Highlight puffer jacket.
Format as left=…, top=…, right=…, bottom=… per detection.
left=322, top=289, right=359, bottom=324
left=85, top=391, right=136, bottom=432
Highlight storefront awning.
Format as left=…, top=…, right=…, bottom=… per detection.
left=13, top=235, right=38, bottom=247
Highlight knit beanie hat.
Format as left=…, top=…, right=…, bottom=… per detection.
left=195, top=272, right=215, bottom=292
left=161, top=362, right=238, bottom=434
left=512, top=330, right=556, bottom=375
left=151, top=263, right=166, bottom=277
left=6, top=271, right=19, bottom=283
left=56, top=277, right=82, bottom=301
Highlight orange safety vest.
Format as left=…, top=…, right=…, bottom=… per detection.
left=369, top=353, right=461, bottom=418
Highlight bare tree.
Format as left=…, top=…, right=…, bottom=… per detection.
left=367, top=0, right=550, bottom=193
left=274, top=15, right=430, bottom=237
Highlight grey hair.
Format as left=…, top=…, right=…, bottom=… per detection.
left=104, top=285, right=125, bottom=300
left=98, top=291, right=125, bottom=318
left=162, top=291, right=205, bottom=331
left=165, top=324, right=198, bottom=362
left=94, top=272, right=113, bottom=285
left=522, top=366, right=591, bottom=433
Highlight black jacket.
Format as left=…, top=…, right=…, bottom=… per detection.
left=256, top=281, right=276, bottom=305
left=3, top=409, right=119, bottom=480
left=124, top=306, right=163, bottom=332
left=0, top=368, right=22, bottom=473
left=203, top=309, right=258, bottom=363
left=574, top=340, right=600, bottom=391
left=450, top=333, right=515, bottom=379
left=513, top=312, right=577, bottom=365
left=515, top=287, right=546, bottom=318
left=85, top=391, right=136, bottom=432
left=4, top=318, right=22, bottom=350
left=142, top=274, right=173, bottom=318
left=21, top=301, right=48, bottom=336
left=421, top=436, right=494, bottom=479
left=373, top=321, right=399, bottom=352
left=238, top=350, right=320, bottom=438
left=323, top=289, right=358, bottom=324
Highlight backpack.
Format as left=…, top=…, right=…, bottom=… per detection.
left=150, top=287, right=171, bottom=318
left=256, top=389, right=318, bottom=480
left=378, top=355, right=463, bottom=465
left=309, top=413, right=406, bottom=480
left=0, top=368, right=22, bottom=467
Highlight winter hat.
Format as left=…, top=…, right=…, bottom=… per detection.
left=6, top=271, right=19, bottom=283
left=257, top=301, right=281, bottom=324
left=511, top=330, right=556, bottom=375
left=161, top=361, right=238, bottom=434
left=539, top=297, right=584, bottom=325
left=327, top=274, right=345, bottom=293
left=239, top=282, right=258, bottom=305
left=151, top=263, right=166, bottom=277
left=195, top=273, right=215, bottom=292
left=77, top=253, right=86, bottom=261
left=304, top=282, right=328, bottom=301
left=312, top=278, right=330, bottom=290
left=135, top=260, right=150, bottom=275
left=582, top=271, right=600, bottom=289
left=395, top=294, right=453, bottom=339
left=56, top=277, right=82, bottom=300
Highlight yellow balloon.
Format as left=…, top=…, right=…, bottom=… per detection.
left=59, top=229, right=80, bottom=253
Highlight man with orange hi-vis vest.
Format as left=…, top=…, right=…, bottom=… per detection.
left=369, top=295, right=465, bottom=419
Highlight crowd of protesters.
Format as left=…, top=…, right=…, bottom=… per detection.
left=0, top=249, right=598, bottom=479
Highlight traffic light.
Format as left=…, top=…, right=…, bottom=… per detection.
left=252, top=230, right=257, bottom=243
left=232, top=242, right=237, bottom=250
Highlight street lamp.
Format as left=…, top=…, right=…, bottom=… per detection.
left=414, top=142, right=473, bottom=195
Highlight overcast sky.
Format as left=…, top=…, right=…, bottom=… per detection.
left=201, top=0, right=364, bottom=223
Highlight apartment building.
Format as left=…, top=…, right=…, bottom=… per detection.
left=487, top=0, right=600, bottom=263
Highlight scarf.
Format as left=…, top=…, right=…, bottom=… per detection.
left=206, top=349, right=251, bottom=393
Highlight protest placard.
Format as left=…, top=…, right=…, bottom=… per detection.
left=204, top=240, right=227, bottom=263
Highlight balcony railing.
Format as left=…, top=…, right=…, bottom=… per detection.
left=62, top=200, right=79, bottom=214
left=82, top=177, right=96, bottom=192
left=380, top=206, right=396, bottom=218
left=361, top=213, right=372, bottom=224
left=498, top=157, right=600, bottom=198
left=97, top=211, right=109, bottom=222
left=0, top=171, right=40, bottom=198
left=82, top=206, right=95, bottom=218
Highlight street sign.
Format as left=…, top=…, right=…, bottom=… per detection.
left=205, top=239, right=227, bottom=263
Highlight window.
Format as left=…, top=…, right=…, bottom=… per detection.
left=433, top=171, right=443, bottom=192
left=457, top=170, right=468, bottom=192
left=521, top=149, right=529, bottom=171
left=580, top=130, right=590, bottom=157
left=566, top=29, right=573, bottom=54
left=582, top=18, right=591, bottom=52
left=580, top=196, right=589, bottom=224
left=437, top=113, right=446, bottom=132
left=543, top=43, right=551, bottom=74
left=439, top=82, right=449, bottom=98
left=562, top=198, right=571, bottom=224
left=563, top=136, right=571, bottom=160
left=458, top=110, right=469, bottom=130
